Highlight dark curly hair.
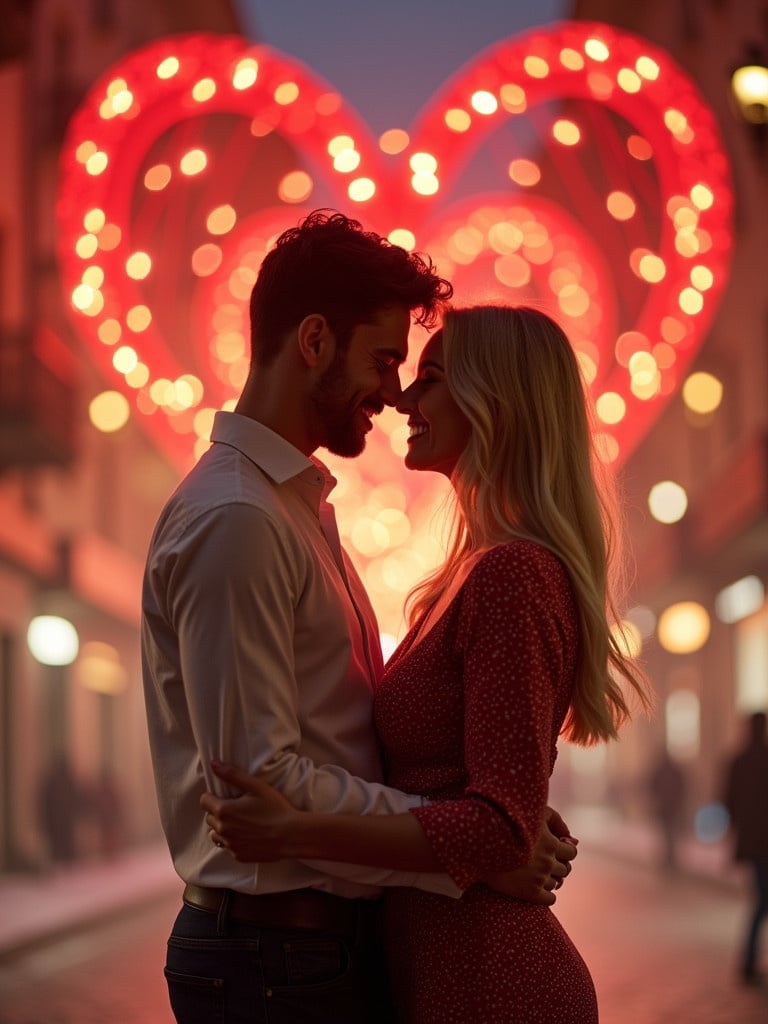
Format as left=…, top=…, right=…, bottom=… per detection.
left=248, top=209, right=453, bottom=366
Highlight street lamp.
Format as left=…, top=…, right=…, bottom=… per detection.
left=27, top=614, right=79, bottom=757
left=731, top=46, right=768, bottom=154
left=26, top=615, right=79, bottom=666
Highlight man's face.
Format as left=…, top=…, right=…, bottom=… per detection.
left=310, top=307, right=410, bottom=458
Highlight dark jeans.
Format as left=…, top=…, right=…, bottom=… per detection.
left=165, top=901, right=393, bottom=1024
left=742, top=859, right=768, bottom=975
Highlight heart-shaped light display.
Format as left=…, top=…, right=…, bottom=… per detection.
left=56, top=23, right=733, bottom=636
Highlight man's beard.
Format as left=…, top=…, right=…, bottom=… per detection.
left=311, top=355, right=369, bottom=458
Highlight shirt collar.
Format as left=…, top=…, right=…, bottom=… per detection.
left=211, top=411, right=337, bottom=496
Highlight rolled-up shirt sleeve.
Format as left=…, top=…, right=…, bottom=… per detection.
left=411, top=546, right=571, bottom=890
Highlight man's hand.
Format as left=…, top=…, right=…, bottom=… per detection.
left=480, top=806, right=578, bottom=906
left=201, top=762, right=300, bottom=862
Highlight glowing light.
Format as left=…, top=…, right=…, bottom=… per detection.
left=716, top=576, right=765, bottom=624
left=666, top=690, right=700, bottom=760
left=552, top=119, right=581, bottom=145
left=98, top=320, right=121, bottom=345
left=682, top=371, right=722, bottom=413
left=559, top=48, right=584, bottom=71
left=690, top=265, right=713, bottom=291
left=470, top=90, right=498, bottom=115
left=410, top=152, right=437, bottom=173
left=494, top=253, right=531, bottom=288
left=665, top=109, right=690, bottom=136
left=595, top=392, right=626, bottom=424
left=194, top=408, right=216, bottom=440
left=679, top=287, right=704, bottom=315
left=83, top=208, right=105, bottom=232
left=731, top=64, right=768, bottom=124
left=278, top=170, right=313, bottom=203
left=328, top=135, right=354, bottom=157
left=617, top=68, right=642, bottom=93
left=584, top=38, right=610, bottom=62
left=125, top=364, right=149, bottom=388
left=126, top=252, right=151, bottom=280
left=444, top=108, right=471, bottom=132
left=27, top=616, right=79, bottom=666
left=192, top=78, right=217, bottom=102
left=606, top=191, right=636, bottom=220
left=86, top=151, right=108, bottom=176
left=89, top=390, right=130, bottom=432
left=144, top=164, right=172, bottom=190
left=612, top=620, right=642, bottom=658
left=157, top=56, right=180, bottom=79
left=273, top=81, right=298, bottom=105
left=232, top=58, right=258, bottom=90
left=388, top=229, right=415, bottom=250
left=76, top=141, right=97, bottom=164
left=690, top=183, right=714, bottom=209
left=524, top=56, right=549, bottom=78
left=499, top=83, right=526, bottom=113
left=192, top=243, right=223, bottom=277
left=75, top=234, right=98, bottom=259
left=349, top=177, right=376, bottom=202
left=626, top=134, right=653, bottom=160
left=411, top=173, right=438, bottom=196
left=648, top=481, right=688, bottom=524
left=98, top=224, right=121, bottom=250
left=126, top=305, right=151, bottom=332
left=180, top=149, right=207, bottom=175
left=636, top=56, right=661, bottom=80
left=658, top=602, right=710, bottom=654
left=72, top=284, right=95, bottom=311
left=333, top=148, right=361, bottom=172
left=206, top=205, right=237, bottom=235
left=638, top=253, right=666, bottom=283
left=508, top=159, right=541, bottom=186
left=113, top=345, right=138, bottom=374
left=82, top=266, right=104, bottom=289
left=379, top=128, right=409, bottom=154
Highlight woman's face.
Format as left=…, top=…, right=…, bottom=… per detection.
left=396, top=331, right=471, bottom=478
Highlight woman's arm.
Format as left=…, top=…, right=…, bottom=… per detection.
left=204, top=760, right=443, bottom=870
left=203, top=763, right=577, bottom=901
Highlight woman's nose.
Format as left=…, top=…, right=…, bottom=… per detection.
left=396, top=383, right=417, bottom=414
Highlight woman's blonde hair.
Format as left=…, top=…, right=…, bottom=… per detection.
left=406, top=305, right=651, bottom=745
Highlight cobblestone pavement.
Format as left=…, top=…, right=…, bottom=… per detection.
left=0, top=849, right=765, bottom=1023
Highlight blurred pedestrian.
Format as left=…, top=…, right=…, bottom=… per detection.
left=724, top=710, right=768, bottom=986
left=646, top=746, right=687, bottom=871
left=38, top=753, right=80, bottom=865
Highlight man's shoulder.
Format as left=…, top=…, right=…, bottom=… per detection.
left=150, top=449, right=290, bottom=550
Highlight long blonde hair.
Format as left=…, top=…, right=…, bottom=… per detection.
left=406, top=305, right=651, bottom=745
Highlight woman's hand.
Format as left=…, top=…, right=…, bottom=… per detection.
left=200, top=762, right=300, bottom=862
left=480, top=807, right=578, bottom=905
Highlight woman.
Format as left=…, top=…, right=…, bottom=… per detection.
left=204, top=305, right=650, bottom=1022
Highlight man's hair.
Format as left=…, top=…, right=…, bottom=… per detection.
left=248, top=209, right=453, bottom=366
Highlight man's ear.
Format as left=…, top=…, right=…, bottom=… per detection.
left=297, top=314, right=335, bottom=370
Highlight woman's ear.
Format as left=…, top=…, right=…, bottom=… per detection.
left=297, top=314, right=335, bottom=370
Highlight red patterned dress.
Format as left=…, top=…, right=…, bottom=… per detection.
left=375, top=540, right=599, bottom=1023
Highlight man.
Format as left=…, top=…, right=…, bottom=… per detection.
left=142, top=210, right=577, bottom=1024
left=724, top=711, right=768, bottom=986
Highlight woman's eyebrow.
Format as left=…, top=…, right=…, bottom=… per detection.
left=418, top=359, right=444, bottom=372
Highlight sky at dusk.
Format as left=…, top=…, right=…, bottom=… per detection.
left=233, top=0, right=568, bottom=134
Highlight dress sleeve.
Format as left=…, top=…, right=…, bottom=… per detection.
left=411, top=544, right=575, bottom=890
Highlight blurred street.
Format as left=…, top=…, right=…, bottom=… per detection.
left=0, top=843, right=765, bottom=1024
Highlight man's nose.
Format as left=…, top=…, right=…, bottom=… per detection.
left=380, top=368, right=403, bottom=407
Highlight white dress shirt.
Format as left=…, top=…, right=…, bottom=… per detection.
left=142, top=411, right=457, bottom=899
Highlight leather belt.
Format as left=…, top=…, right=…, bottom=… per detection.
left=182, top=883, right=376, bottom=940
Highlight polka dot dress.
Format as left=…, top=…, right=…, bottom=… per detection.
left=375, top=540, right=599, bottom=1023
